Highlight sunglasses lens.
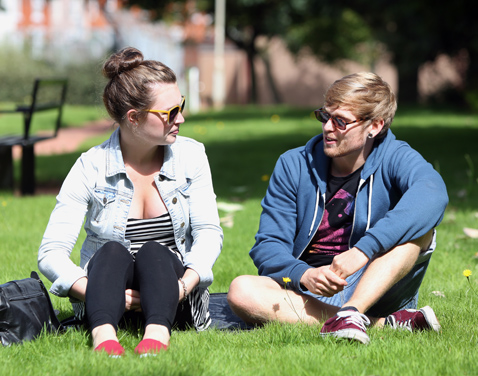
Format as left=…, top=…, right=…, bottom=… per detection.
left=169, top=107, right=179, bottom=124
left=334, top=118, right=346, bottom=130
left=180, top=97, right=186, bottom=112
left=317, top=109, right=330, bottom=124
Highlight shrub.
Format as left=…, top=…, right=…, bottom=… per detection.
left=0, top=45, right=106, bottom=105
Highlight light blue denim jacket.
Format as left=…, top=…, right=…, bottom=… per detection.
left=38, top=128, right=223, bottom=297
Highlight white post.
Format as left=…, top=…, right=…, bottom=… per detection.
left=188, top=66, right=201, bottom=114
left=213, top=0, right=226, bottom=110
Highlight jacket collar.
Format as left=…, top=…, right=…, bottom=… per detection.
left=105, top=128, right=126, bottom=177
left=160, top=141, right=176, bottom=180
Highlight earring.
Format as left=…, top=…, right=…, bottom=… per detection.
left=367, top=133, right=373, bottom=139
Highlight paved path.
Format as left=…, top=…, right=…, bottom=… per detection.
left=13, top=119, right=113, bottom=159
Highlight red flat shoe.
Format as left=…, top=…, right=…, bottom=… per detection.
left=135, top=339, right=168, bottom=356
left=94, top=340, right=125, bottom=356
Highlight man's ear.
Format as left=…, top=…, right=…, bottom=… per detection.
left=371, top=118, right=385, bottom=137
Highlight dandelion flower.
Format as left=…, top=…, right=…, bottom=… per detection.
left=463, top=269, right=478, bottom=298
left=271, top=114, right=280, bottom=123
left=282, top=277, right=291, bottom=284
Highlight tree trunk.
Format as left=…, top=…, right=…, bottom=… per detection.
left=246, top=47, right=257, bottom=104
left=99, top=1, right=123, bottom=53
left=260, top=52, right=282, bottom=104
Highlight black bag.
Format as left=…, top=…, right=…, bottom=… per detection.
left=0, top=271, right=61, bottom=346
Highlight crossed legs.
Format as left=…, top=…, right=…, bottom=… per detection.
left=228, top=230, right=434, bottom=325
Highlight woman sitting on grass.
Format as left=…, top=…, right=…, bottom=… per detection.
left=38, top=47, right=223, bottom=356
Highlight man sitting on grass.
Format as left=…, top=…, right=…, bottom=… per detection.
left=227, top=72, right=448, bottom=344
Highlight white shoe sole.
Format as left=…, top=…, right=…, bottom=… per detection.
left=321, top=329, right=370, bottom=345
left=420, top=305, right=441, bottom=332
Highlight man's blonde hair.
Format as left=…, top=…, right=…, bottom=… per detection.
left=325, top=72, right=397, bottom=138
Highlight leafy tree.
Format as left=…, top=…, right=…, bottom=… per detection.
left=197, top=1, right=376, bottom=103
left=123, top=0, right=478, bottom=106
left=343, top=0, right=478, bottom=105
left=198, top=0, right=295, bottom=103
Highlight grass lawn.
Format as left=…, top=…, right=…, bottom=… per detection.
left=1, top=105, right=478, bottom=375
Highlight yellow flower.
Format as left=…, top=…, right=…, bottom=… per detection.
left=282, top=277, right=291, bottom=284
left=271, top=114, right=280, bottom=123
left=463, top=269, right=472, bottom=278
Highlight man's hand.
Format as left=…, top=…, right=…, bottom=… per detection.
left=330, top=247, right=369, bottom=280
left=125, top=289, right=141, bottom=311
left=300, top=266, right=348, bottom=297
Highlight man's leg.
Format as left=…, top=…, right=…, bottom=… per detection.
left=343, top=230, right=434, bottom=318
left=320, top=230, right=437, bottom=344
left=227, top=275, right=339, bottom=324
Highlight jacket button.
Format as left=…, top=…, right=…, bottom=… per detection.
left=181, top=222, right=185, bottom=227
left=172, top=197, right=178, bottom=204
left=103, top=197, right=107, bottom=205
left=181, top=238, right=185, bottom=244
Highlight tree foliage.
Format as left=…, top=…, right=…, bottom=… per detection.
left=124, top=0, right=478, bottom=106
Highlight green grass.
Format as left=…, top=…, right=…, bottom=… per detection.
left=1, top=105, right=478, bottom=375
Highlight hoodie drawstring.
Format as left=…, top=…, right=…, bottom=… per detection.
left=309, top=188, right=322, bottom=236
left=366, top=174, right=373, bottom=231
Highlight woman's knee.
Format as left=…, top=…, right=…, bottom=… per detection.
left=97, top=241, right=130, bottom=258
left=136, top=241, right=170, bottom=260
left=88, top=241, right=132, bottom=272
left=135, top=242, right=184, bottom=276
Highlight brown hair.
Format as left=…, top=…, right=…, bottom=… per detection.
left=325, top=72, right=397, bottom=138
left=102, top=47, right=177, bottom=124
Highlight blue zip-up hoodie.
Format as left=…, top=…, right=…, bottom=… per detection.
left=250, top=130, right=448, bottom=293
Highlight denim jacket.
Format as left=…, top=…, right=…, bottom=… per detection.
left=38, top=128, right=223, bottom=297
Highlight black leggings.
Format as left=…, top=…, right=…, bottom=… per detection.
left=86, top=241, right=189, bottom=334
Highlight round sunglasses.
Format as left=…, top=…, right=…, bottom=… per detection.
left=314, top=107, right=368, bottom=130
left=145, top=96, right=186, bottom=125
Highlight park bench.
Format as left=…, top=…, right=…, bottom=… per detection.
left=0, top=78, right=68, bottom=195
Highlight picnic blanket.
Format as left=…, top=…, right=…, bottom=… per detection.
left=209, top=293, right=253, bottom=330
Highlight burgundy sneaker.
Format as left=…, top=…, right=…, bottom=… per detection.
left=385, top=306, right=441, bottom=332
left=320, top=310, right=371, bottom=345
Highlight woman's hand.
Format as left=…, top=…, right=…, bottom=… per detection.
left=125, top=289, right=141, bottom=311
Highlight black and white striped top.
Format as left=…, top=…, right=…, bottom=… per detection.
left=125, top=213, right=179, bottom=258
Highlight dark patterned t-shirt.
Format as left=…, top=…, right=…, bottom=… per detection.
left=300, top=167, right=363, bottom=267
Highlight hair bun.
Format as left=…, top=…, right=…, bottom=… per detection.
left=103, top=47, right=144, bottom=79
